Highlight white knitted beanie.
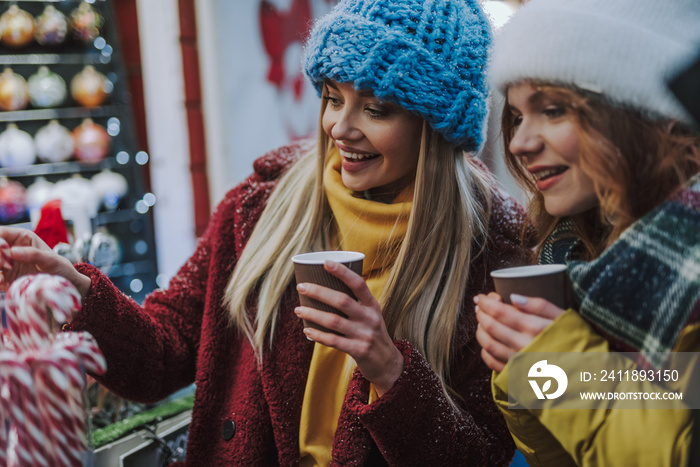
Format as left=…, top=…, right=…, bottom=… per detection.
left=489, top=0, right=700, bottom=125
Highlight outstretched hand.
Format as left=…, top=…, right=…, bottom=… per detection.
left=475, top=292, right=565, bottom=372
left=295, top=260, right=403, bottom=396
left=0, top=227, right=91, bottom=298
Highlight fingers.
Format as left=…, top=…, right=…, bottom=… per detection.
left=295, top=305, right=373, bottom=356
left=0, top=231, right=89, bottom=296
left=486, top=291, right=503, bottom=301
left=475, top=293, right=557, bottom=363
left=480, top=348, right=505, bottom=373
left=298, top=305, right=404, bottom=395
left=0, top=228, right=50, bottom=271
left=324, top=260, right=377, bottom=305
left=0, top=227, right=44, bottom=249
left=296, top=282, right=366, bottom=321
left=475, top=294, right=553, bottom=335
left=1, top=246, right=76, bottom=286
left=300, top=321, right=379, bottom=363
left=295, top=305, right=353, bottom=336
left=475, top=321, right=512, bottom=363
left=300, top=319, right=350, bottom=347
left=509, top=294, right=566, bottom=320
left=9, top=246, right=59, bottom=272
left=0, top=239, right=12, bottom=269
left=476, top=307, right=535, bottom=353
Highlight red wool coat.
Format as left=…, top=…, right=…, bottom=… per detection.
left=69, top=140, right=528, bottom=466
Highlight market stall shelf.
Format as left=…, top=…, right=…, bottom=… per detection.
left=0, top=0, right=157, bottom=304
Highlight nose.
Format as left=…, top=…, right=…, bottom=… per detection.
left=509, top=120, right=543, bottom=158
left=330, top=107, right=363, bottom=142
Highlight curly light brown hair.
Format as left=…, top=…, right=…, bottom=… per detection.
left=500, top=81, right=700, bottom=261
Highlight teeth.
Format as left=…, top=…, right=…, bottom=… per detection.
left=339, top=148, right=378, bottom=160
left=534, top=167, right=566, bottom=181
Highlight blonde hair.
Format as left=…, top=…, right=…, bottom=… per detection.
left=225, top=91, right=494, bottom=406
left=501, top=81, right=700, bottom=260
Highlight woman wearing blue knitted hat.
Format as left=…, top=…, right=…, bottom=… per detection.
left=474, top=0, right=700, bottom=465
left=0, top=0, right=528, bottom=465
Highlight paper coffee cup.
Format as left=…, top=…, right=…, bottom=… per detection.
left=490, top=264, right=572, bottom=309
left=292, top=251, right=364, bottom=333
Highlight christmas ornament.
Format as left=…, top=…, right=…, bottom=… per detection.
left=0, top=177, right=27, bottom=223
left=35, top=5, right=68, bottom=46
left=28, top=67, right=67, bottom=108
left=91, top=169, right=127, bottom=211
left=69, top=2, right=103, bottom=44
left=0, top=5, right=35, bottom=48
left=72, top=118, right=110, bottom=163
left=35, top=120, right=74, bottom=163
left=0, top=123, right=36, bottom=168
left=70, top=65, right=110, bottom=108
left=89, top=227, right=121, bottom=272
left=52, top=175, right=99, bottom=239
left=26, top=176, right=55, bottom=226
left=0, top=68, right=29, bottom=111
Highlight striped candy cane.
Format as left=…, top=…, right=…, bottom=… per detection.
left=0, top=353, right=50, bottom=466
left=0, top=351, right=12, bottom=466
left=4, top=276, right=35, bottom=353
left=0, top=237, right=12, bottom=269
left=2, top=274, right=105, bottom=466
left=12, top=274, right=81, bottom=353
left=56, top=332, right=107, bottom=456
left=57, top=332, right=107, bottom=377
left=23, top=275, right=81, bottom=327
left=30, top=350, right=85, bottom=467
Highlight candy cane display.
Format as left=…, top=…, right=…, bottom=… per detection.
left=23, top=275, right=81, bottom=327
left=58, top=332, right=107, bottom=377
left=0, top=351, right=12, bottom=466
left=31, top=349, right=85, bottom=467
left=0, top=273, right=106, bottom=467
left=0, top=354, right=49, bottom=467
left=3, top=275, right=33, bottom=353
left=7, top=274, right=81, bottom=353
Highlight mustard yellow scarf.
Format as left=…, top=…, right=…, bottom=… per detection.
left=322, top=148, right=413, bottom=299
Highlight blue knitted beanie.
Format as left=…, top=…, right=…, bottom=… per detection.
left=303, top=0, right=492, bottom=152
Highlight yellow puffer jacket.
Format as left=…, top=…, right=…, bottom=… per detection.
left=492, top=310, right=699, bottom=467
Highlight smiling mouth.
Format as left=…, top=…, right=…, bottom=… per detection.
left=532, top=166, right=568, bottom=181
left=339, top=148, right=380, bottom=161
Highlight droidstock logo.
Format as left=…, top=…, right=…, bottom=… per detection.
left=528, top=360, right=568, bottom=399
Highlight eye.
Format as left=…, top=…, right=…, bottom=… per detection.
left=365, top=106, right=386, bottom=119
left=511, top=114, right=522, bottom=127
left=323, top=94, right=342, bottom=108
left=543, top=105, right=566, bottom=119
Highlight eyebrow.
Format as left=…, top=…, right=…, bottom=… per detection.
left=325, top=81, right=375, bottom=98
left=508, top=90, right=546, bottom=112
left=528, top=91, right=545, bottom=105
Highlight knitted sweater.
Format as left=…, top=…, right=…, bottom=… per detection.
left=69, top=139, right=528, bottom=466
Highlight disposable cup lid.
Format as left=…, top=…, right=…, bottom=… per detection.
left=291, top=251, right=365, bottom=265
left=490, top=264, right=566, bottom=279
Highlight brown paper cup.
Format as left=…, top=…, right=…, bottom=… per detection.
left=491, top=264, right=572, bottom=309
left=292, top=251, right=364, bottom=333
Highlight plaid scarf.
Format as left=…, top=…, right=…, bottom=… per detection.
left=566, top=172, right=700, bottom=368
left=539, top=219, right=577, bottom=265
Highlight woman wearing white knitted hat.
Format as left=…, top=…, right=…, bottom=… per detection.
left=475, top=0, right=700, bottom=465
left=0, top=0, right=529, bottom=465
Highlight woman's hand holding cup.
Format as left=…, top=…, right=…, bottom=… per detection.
left=475, top=265, right=572, bottom=372
left=293, top=251, right=403, bottom=396
left=474, top=292, right=565, bottom=372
